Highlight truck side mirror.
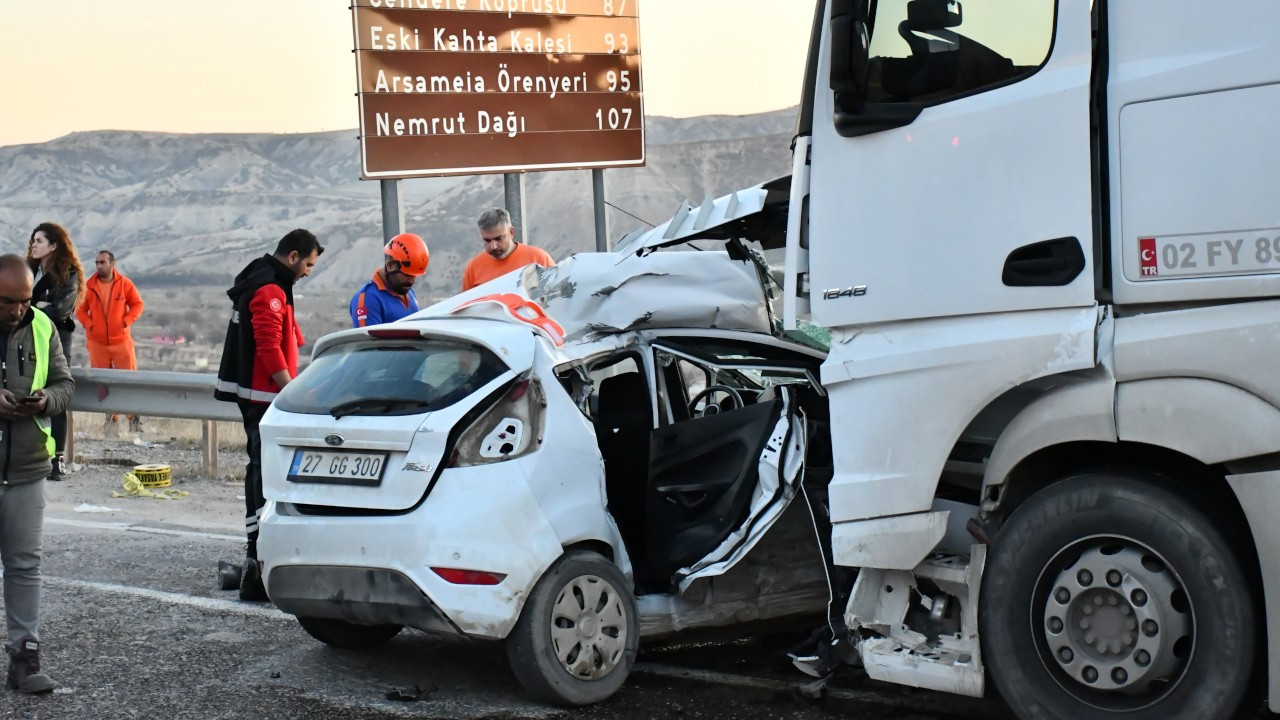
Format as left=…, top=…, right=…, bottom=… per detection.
left=829, top=0, right=870, bottom=113
left=829, top=0, right=926, bottom=137
left=906, top=0, right=963, bottom=30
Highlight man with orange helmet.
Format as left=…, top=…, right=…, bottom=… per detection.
left=349, top=233, right=430, bottom=327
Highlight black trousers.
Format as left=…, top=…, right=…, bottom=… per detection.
left=238, top=400, right=268, bottom=559
left=50, top=330, right=72, bottom=455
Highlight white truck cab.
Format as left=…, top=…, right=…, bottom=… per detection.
left=771, top=0, right=1280, bottom=716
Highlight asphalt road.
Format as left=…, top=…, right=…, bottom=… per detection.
left=0, top=439, right=1256, bottom=719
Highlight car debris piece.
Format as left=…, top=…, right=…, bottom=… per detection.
left=217, top=561, right=242, bottom=591
left=385, top=684, right=436, bottom=702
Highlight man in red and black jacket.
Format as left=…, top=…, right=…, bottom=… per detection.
left=215, top=229, right=323, bottom=601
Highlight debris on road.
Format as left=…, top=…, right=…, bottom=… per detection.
left=74, top=503, right=121, bottom=513
left=385, top=684, right=437, bottom=702
left=111, top=471, right=189, bottom=500
left=217, top=560, right=243, bottom=591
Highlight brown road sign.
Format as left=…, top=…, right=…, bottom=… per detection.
left=351, top=1, right=637, bottom=17
left=351, top=1, right=645, bottom=179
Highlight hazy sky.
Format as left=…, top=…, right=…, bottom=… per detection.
left=0, top=1, right=815, bottom=147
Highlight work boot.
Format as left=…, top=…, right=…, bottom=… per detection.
left=239, top=558, right=269, bottom=602
left=48, top=454, right=65, bottom=482
left=6, top=640, right=55, bottom=694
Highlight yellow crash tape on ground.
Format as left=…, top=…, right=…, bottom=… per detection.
left=111, top=472, right=189, bottom=500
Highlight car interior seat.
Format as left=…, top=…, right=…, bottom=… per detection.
left=595, top=372, right=653, bottom=557
left=596, top=373, right=651, bottom=433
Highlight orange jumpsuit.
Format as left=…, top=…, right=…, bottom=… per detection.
left=76, top=270, right=144, bottom=370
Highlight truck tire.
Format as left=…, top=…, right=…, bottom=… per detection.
left=296, top=617, right=402, bottom=649
left=982, top=472, right=1257, bottom=720
left=505, top=550, right=637, bottom=706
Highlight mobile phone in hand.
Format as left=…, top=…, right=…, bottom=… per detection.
left=19, top=395, right=41, bottom=404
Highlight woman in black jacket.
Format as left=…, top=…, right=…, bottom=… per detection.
left=27, top=222, right=85, bottom=480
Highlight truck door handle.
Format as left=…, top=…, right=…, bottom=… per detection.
left=1002, top=237, right=1086, bottom=287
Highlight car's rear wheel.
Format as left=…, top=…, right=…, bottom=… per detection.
left=505, top=550, right=637, bottom=706
left=296, top=616, right=403, bottom=649
left=982, top=472, right=1257, bottom=720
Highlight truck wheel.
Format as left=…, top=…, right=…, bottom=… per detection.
left=505, top=550, right=637, bottom=706
left=982, top=472, right=1256, bottom=720
left=296, top=617, right=403, bottom=649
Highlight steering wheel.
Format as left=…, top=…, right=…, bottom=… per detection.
left=688, top=384, right=744, bottom=417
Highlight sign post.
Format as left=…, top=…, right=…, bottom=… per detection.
left=593, top=169, right=608, bottom=251
left=504, top=172, right=527, bottom=243
left=379, top=179, right=403, bottom=242
left=350, top=1, right=646, bottom=180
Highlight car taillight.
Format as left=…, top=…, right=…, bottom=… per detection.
left=367, top=329, right=422, bottom=339
left=431, top=567, right=507, bottom=585
left=448, top=376, right=546, bottom=468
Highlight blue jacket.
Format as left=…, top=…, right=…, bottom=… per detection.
left=350, top=272, right=419, bottom=327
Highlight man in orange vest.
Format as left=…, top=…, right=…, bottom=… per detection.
left=75, top=250, right=144, bottom=434
left=461, top=208, right=556, bottom=291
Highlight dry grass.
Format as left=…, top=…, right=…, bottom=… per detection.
left=71, top=412, right=248, bottom=451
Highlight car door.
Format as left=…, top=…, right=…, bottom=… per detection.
left=637, top=344, right=811, bottom=592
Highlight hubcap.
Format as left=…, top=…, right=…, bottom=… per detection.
left=1039, top=542, right=1193, bottom=703
left=549, top=574, right=629, bottom=680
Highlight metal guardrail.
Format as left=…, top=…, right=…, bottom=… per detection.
left=68, top=368, right=239, bottom=475
left=70, top=368, right=239, bottom=421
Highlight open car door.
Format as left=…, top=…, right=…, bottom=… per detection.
left=637, top=343, right=811, bottom=593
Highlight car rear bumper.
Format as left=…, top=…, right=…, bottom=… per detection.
left=258, top=463, right=570, bottom=639
left=268, top=565, right=461, bottom=634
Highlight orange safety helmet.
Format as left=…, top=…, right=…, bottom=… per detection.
left=385, top=232, right=430, bottom=276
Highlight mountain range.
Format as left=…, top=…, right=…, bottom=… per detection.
left=0, top=108, right=797, bottom=300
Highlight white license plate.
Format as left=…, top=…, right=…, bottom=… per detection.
left=288, top=449, right=387, bottom=486
left=1137, top=230, right=1280, bottom=280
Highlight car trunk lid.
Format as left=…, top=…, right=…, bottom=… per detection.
left=260, top=319, right=535, bottom=511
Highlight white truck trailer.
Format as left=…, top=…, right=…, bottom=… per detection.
left=769, top=0, right=1279, bottom=717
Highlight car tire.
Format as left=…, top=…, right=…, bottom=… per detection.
left=982, top=472, right=1257, bottom=720
left=505, top=550, right=638, bottom=706
left=296, top=616, right=403, bottom=650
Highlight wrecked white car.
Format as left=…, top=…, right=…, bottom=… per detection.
left=257, top=186, right=834, bottom=706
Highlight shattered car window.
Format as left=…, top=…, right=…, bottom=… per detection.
left=660, top=339, right=820, bottom=368
left=654, top=344, right=811, bottom=421
left=734, top=368, right=812, bottom=390
left=678, top=358, right=709, bottom=399
left=275, top=339, right=507, bottom=417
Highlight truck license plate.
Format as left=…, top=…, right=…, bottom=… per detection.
left=288, top=449, right=387, bottom=486
left=1138, top=230, right=1280, bottom=280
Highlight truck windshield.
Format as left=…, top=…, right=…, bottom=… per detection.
left=274, top=339, right=508, bottom=417
left=865, top=0, right=1055, bottom=104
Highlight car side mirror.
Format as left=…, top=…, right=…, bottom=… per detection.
left=829, top=0, right=870, bottom=113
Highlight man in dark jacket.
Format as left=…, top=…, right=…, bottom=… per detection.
left=0, top=255, right=74, bottom=693
left=215, top=230, right=323, bottom=601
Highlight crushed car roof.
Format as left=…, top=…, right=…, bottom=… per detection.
left=416, top=251, right=776, bottom=345
left=612, top=175, right=791, bottom=256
